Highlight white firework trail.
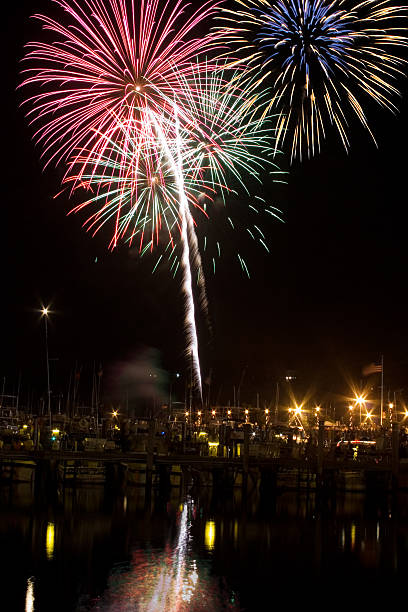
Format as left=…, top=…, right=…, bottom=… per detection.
left=149, top=108, right=203, bottom=396
left=185, top=201, right=211, bottom=337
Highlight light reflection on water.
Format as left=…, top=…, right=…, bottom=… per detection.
left=45, top=523, right=55, bottom=561
left=0, top=484, right=408, bottom=611
left=25, top=577, right=34, bottom=612
left=89, top=499, right=238, bottom=612
left=204, top=520, right=216, bottom=551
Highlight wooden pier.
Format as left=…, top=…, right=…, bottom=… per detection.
left=0, top=445, right=407, bottom=492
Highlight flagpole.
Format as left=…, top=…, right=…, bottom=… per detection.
left=380, top=354, right=384, bottom=427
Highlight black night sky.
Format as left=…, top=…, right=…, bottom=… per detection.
left=2, top=1, right=408, bottom=409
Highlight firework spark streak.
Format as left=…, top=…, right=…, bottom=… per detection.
left=62, top=59, right=281, bottom=264
left=173, top=107, right=203, bottom=396
left=149, top=108, right=203, bottom=394
left=20, top=0, right=224, bottom=241
left=174, top=59, right=284, bottom=275
left=64, top=121, right=212, bottom=252
left=175, top=59, right=280, bottom=196
left=217, top=0, right=408, bottom=160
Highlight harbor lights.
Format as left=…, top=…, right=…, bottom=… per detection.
left=41, top=306, right=51, bottom=430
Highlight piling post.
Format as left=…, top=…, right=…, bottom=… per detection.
left=33, top=416, right=39, bottom=450
left=146, top=419, right=155, bottom=490
left=242, top=423, right=250, bottom=491
left=392, top=421, right=399, bottom=490
left=317, top=419, right=324, bottom=488
left=181, top=421, right=186, bottom=454
left=219, top=424, right=226, bottom=457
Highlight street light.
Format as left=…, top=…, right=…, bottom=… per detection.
left=41, top=307, right=51, bottom=430
left=354, top=395, right=366, bottom=426
left=365, top=410, right=373, bottom=423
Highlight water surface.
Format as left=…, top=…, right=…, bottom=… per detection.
left=1, top=484, right=408, bottom=611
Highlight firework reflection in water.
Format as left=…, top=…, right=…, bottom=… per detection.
left=91, top=498, right=240, bottom=611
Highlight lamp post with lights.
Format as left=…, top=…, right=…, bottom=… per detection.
left=388, top=402, right=394, bottom=424
left=349, top=405, right=353, bottom=428
left=41, top=307, right=52, bottom=430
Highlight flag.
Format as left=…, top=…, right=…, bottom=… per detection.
left=362, top=363, right=382, bottom=376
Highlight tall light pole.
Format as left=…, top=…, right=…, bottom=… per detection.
left=41, top=307, right=51, bottom=430
left=169, top=372, right=180, bottom=422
